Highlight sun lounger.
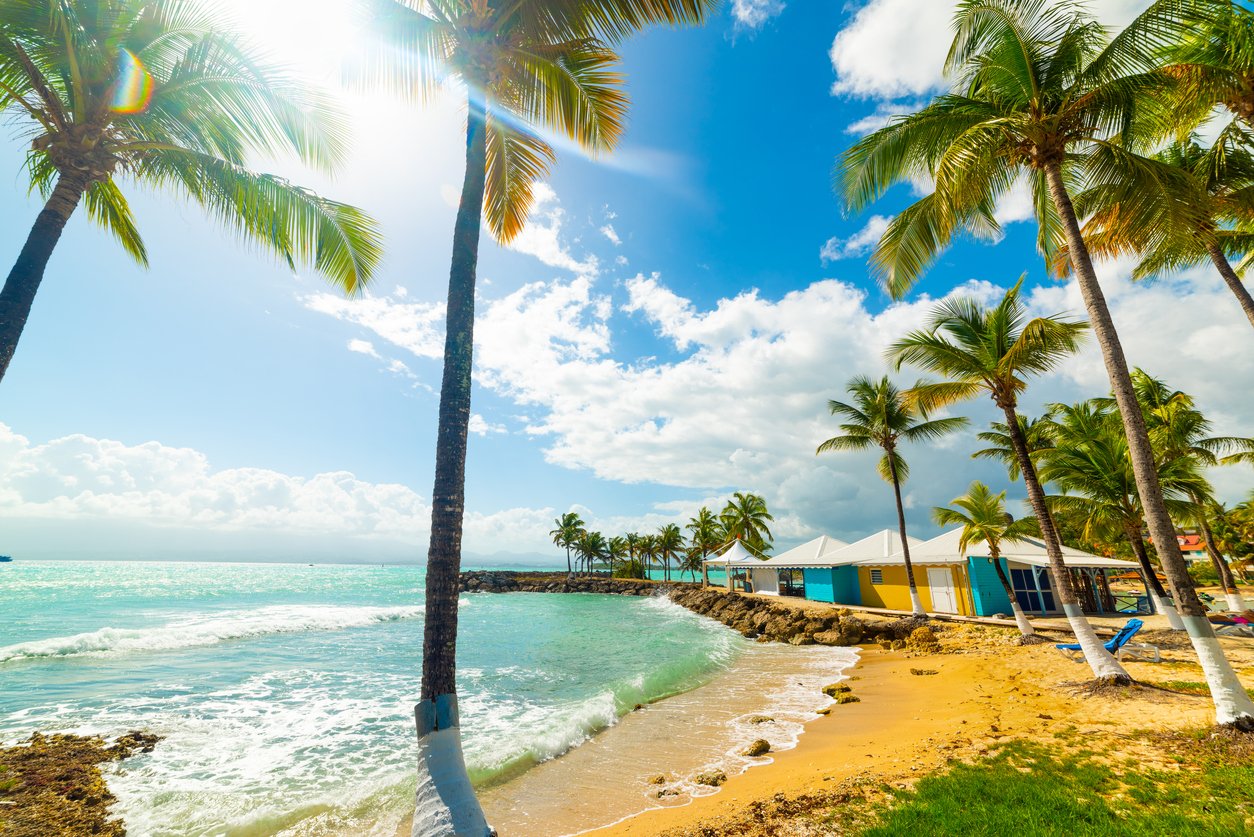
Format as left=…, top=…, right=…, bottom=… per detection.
left=1055, top=618, right=1161, bottom=663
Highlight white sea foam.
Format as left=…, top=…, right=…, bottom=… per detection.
left=0, top=604, right=424, bottom=662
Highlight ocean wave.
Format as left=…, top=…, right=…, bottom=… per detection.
left=0, top=604, right=424, bottom=663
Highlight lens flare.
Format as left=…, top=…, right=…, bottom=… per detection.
left=110, top=49, right=153, bottom=114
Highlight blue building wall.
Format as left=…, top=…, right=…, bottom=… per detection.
left=803, top=567, right=861, bottom=605
left=967, top=556, right=1013, bottom=616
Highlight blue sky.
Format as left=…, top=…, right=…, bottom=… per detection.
left=2, top=0, right=1252, bottom=563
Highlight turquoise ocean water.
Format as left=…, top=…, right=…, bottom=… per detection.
left=0, top=561, right=773, bottom=835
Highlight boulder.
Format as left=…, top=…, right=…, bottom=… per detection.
left=694, top=769, right=727, bottom=787
left=746, top=715, right=774, bottom=725
left=741, top=739, right=771, bottom=757
left=821, top=682, right=852, bottom=697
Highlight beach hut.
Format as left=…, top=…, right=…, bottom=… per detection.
left=907, top=528, right=1142, bottom=617
left=714, top=535, right=854, bottom=598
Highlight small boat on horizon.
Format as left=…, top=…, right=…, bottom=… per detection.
left=0, top=556, right=12, bottom=563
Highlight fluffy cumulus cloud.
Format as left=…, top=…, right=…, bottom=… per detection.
left=507, top=183, right=599, bottom=277
left=731, top=0, right=786, bottom=30
left=304, top=293, right=446, bottom=359
left=820, top=215, right=893, bottom=263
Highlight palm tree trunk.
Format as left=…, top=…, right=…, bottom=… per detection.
left=1127, top=524, right=1184, bottom=630
left=1046, top=162, right=1253, bottom=725
left=887, top=452, right=925, bottom=616
left=565, top=545, right=572, bottom=576
left=1000, top=401, right=1130, bottom=682
left=989, top=545, right=1034, bottom=636
left=1207, top=242, right=1254, bottom=331
left=1194, top=501, right=1246, bottom=611
left=0, top=173, right=90, bottom=384
left=412, top=103, right=493, bottom=836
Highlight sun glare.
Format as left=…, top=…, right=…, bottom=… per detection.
left=110, top=49, right=153, bottom=113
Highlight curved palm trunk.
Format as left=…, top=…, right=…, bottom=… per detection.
left=1207, top=242, right=1254, bottom=331
left=564, top=545, right=573, bottom=577
left=1127, top=524, right=1184, bottom=630
left=0, top=173, right=90, bottom=384
left=1046, top=163, right=1253, bottom=725
left=887, top=453, right=925, bottom=616
left=989, top=545, right=1034, bottom=636
left=1193, top=498, right=1246, bottom=612
left=1001, top=401, right=1130, bottom=682
left=413, top=105, right=493, bottom=836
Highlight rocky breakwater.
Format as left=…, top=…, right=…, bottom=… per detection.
left=667, top=587, right=867, bottom=646
left=459, top=570, right=662, bottom=596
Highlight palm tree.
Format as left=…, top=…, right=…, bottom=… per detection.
left=579, top=530, right=607, bottom=576
left=839, top=0, right=1253, bottom=725
left=817, top=375, right=967, bottom=616
left=933, top=481, right=1040, bottom=636
left=550, top=511, right=585, bottom=576
left=0, top=0, right=382, bottom=384
left=719, top=492, right=775, bottom=555
left=1061, top=125, right=1254, bottom=329
left=1039, top=400, right=1209, bottom=631
left=889, top=281, right=1130, bottom=679
left=686, top=506, right=722, bottom=582
left=656, top=523, right=684, bottom=583
left=1130, top=369, right=1254, bottom=610
left=638, top=533, right=659, bottom=580
left=971, top=415, right=1055, bottom=481
left=358, top=2, right=717, bottom=829
left=606, top=535, right=627, bottom=577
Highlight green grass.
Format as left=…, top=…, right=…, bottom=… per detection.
left=1150, top=680, right=1254, bottom=699
left=855, top=740, right=1254, bottom=836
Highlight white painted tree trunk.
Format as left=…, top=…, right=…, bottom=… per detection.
left=1226, top=592, right=1248, bottom=612
left=1063, top=603, right=1128, bottom=681
left=412, top=697, right=493, bottom=837
left=1149, top=590, right=1186, bottom=631
left=908, top=587, right=925, bottom=616
left=1181, top=616, right=1254, bottom=728
left=1009, top=601, right=1035, bottom=636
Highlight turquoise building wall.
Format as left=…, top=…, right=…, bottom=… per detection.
left=803, top=566, right=861, bottom=605
left=967, top=556, right=1013, bottom=616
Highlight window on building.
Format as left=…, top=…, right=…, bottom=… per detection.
left=870, top=569, right=884, bottom=585
left=1010, top=566, right=1055, bottom=612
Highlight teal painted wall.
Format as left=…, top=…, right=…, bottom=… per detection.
left=967, top=556, right=1013, bottom=616
left=802, top=567, right=861, bottom=605
left=833, top=565, right=860, bottom=604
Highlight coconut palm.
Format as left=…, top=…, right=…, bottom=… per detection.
left=579, top=530, right=607, bottom=576
left=0, top=0, right=382, bottom=384
left=637, top=533, right=659, bottom=580
left=971, top=415, right=1055, bottom=481
left=606, top=536, right=627, bottom=576
left=358, top=2, right=716, bottom=828
left=656, top=523, right=684, bottom=583
left=839, top=0, right=1253, bottom=725
left=933, top=481, right=1040, bottom=636
left=1060, top=125, right=1254, bottom=330
left=719, top=492, right=774, bottom=555
left=889, top=281, right=1131, bottom=678
left=1039, top=400, right=1209, bottom=630
left=686, top=506, right=722, bottom=581
left=550, top=511, right=585, bottom=576
left=817, top=375, right=967, bottom=616
left=1129, top=369, right=1254, bottom=610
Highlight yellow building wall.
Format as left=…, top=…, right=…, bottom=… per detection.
left=857, top=564, right=975, bottom=616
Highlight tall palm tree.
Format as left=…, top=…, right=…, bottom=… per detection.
left=1060, top=125, right=1254, bottom=329
left=890, top=281, right=1130, bottom=678
left=656, top=523, right=684, bottom=583
left=718, top=492, right=774, bottom=555
left=840, top=0, right=1253, bottom=725
left=0, top=0, right=382, bottom=383
left=817, top=375, right=967, bottom=616
left=638, top=533, right=659, bottom=580
left=933, top=481, right=1040, bottom=636
left=686, top=506, right=722, bottom=582
left=1129, top=369, right=1254, bottom=610
left=606, top=535, right=627, bottom=577
left=359, top=2, right=717, bottom=829
left=971, top=415, right=1055, bottom=481
left=579, top=530, right=607, bottom=576
left=549, top=511, right=585, bottom=576
left=1039, top=400, right=1208, bottom=631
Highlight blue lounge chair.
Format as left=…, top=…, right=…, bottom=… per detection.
left=1056, top=618, right=1160, bottom=663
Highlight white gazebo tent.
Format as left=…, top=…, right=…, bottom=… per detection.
left=702, top=540, right=775, bottom=593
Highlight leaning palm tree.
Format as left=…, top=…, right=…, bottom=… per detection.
left=0, top=0, right=382, bottom=383
left=933, top=481, right=1040, bottom=636
left=357, top=2, right=716, bottom=829
left=719, top=492, right=775, bottom=555
left=550, top=511, right=585, bottom=576
left=1039, top=400, right=1209, bottom=631
left=1130, top=369, right=1254, bottom=610
left=890, top=281, right=1130, bottom=679
left=1060, top=125, right=1254, bottom=330
left=817, top=375, right=967, bottom=616
left=840, top=0, right=1252, bottom=725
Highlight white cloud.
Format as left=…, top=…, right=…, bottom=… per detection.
left=830, top=0, right=1152, bottom=100
left=508, top=183, right=599, bottom=276
left=844, top=102, right=922, bottom=135
left=303, top=291, right=446, bottom=359
left=600, top=224, right=622, bottom=246
left=346, top=339, right=379, bottom=358
left=820, top=215, right=893, bottom=263
left=732, top=0, right=785, bottom=30
left=468, top=414, right=507, bottom=436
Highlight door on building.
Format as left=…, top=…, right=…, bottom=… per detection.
left=927, top=567, right=959, bottom=614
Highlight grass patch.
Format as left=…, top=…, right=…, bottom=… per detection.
left=857, top=739, right=1254, bottom=836
left=1149, top=680, right=1254, bottom=699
